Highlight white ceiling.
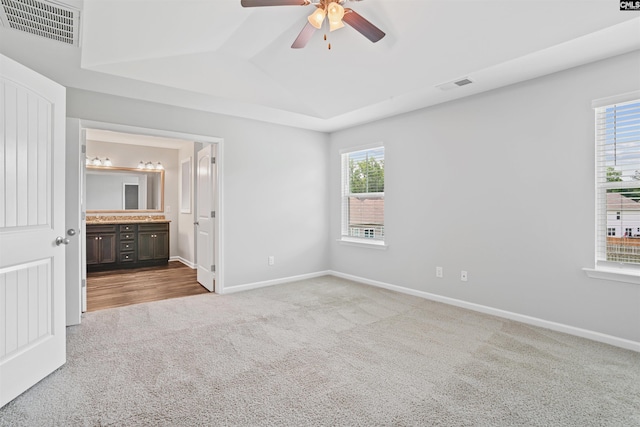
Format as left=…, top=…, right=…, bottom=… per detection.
left=1, top=0, right=639, bottom=132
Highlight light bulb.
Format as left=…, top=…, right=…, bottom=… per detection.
left=92, top=157, right=102, bottom=166
left=145, top=162, right=154, bottom=169
left=103, top=158, right=112, bottom=167
left=138, top=161, right=145, bottom=169
left=156, top=162, right=164, bottom=170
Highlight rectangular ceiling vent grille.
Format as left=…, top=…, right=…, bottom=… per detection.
left=454, top=78, right=473, bottom=87
left=0, top=0, right=80, bottom=46
left=436, top=77, right=474, bottom=91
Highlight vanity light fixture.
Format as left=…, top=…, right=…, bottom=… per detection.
left=137, top=160, right=164, bottom=170
left=87, top=156, right=113, bottom=167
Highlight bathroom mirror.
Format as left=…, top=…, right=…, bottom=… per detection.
left=86, top=166, right=164, bottom=212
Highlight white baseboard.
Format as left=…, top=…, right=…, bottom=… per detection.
left=170, top=256, right=196, bottom=269
left=328, top=270, right=640, bottom=353
left=222, top=271, right=331, bottom=295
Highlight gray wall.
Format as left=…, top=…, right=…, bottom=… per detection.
left=329, top=51, right=640, bottom=343
left=69, top=91, right=330, bottom=289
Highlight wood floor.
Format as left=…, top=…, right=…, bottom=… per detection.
left=86, top=262, right=210, bottom=312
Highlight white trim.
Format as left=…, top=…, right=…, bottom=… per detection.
left=170, top=256, right=196, bottom=269
left=328, top=270, right=640, bottom=352
left=339, top=141, right=384, bottom=155
left=583, top=267, right=640, bottom=285
left=222, top=271, right=331, bottom=295
left=592, top=90, right=640, bottom=109
left=337, top=238, right=388, bottom=250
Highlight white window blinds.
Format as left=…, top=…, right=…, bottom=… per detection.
left=341, top=146, right=385, bottom=242
left=595, top=99, right=640, bottom=264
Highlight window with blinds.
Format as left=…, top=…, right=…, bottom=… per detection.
left=596, top=98, right=640, bottom=265
left=341, top=146, right=385, bottom=243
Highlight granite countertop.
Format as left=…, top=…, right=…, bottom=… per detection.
left=86, top=215, right=170, bottom=224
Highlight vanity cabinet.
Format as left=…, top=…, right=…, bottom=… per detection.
left=86, top=221, right=169, bottom=271
left=86, top=225, right=117, bottom=265
left=119, top=224, right=137, bottom=264
left=138, top=223, right=169, bottom=261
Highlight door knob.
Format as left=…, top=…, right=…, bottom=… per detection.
left=56, top=236, right=70, bottom=246
left=67, top=228, right=77, bottom=236
left=194, top=221, right=199, bottom=226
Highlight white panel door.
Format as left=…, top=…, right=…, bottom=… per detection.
left=196, top=144, right=215, bottom=292
left=0, top=54, right=66, bottom=407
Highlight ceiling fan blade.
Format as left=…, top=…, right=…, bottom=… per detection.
left=291, top=22, right=316, bottom=49
left=241, top=0, right=308, bottom=7
left=342, top=9, right=385, bottom=43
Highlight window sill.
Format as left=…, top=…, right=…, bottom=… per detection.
left=583, top=267, right=640, bottom=285
left=338, top=238, right=388, bottom=250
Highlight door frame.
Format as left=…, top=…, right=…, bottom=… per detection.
left=65, top=119, right=224, bottom=322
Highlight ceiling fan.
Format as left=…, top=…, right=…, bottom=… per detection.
left=241, top=0, right=385, bottom=49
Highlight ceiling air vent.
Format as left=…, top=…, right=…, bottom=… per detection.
left=0, top=0, right=80, bottom=46
left=436, top=77, right=474, bottom=91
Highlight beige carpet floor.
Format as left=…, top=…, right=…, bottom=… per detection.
left=0, top=275, right=638, bottom=426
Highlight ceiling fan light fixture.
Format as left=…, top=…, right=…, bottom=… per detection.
left=327, top=2, right=345, bottom=31
left=308, top=7, right=326, bottom=29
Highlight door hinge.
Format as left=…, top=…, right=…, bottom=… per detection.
left=211, top=157, right=216, bottom=164
left=211, top=211, right=215, bottom=218
left=211, top=264, right=216, bottom=272
left=81, top=278, right=86, bottom=289
left=82, top=212, right=86, bottom=220
left=81, top=145, right=86, bottom=154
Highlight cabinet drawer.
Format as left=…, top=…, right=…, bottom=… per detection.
left=119, top=224, right=136, bottom=232
left=138, top=223, right=169, bottom=232
left=119, top=252, right=135, bottom=263
left=120, top=233, right=136, bottom=241
left=86, top=225, right=117, bottom=234
left=120, top=241, right=135, bottom=252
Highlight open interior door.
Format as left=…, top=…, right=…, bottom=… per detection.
left=195, top=144, right=216, bottom=292
left=0, top=54, right=67, bottom=407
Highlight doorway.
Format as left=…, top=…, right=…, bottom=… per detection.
left=67, top=120, right=224, bottom=319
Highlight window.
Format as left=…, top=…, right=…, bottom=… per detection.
left=341, top=146, right=385, bottom=244
left=596, top=98, right=640, bottom=265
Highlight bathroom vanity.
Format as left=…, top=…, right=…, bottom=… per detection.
left=86, top=218, right=170, bottom=271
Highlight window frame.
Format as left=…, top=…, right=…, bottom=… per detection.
left=584, top=90, right=640, bottom=284
left=339, top=143, right=387, bottom=249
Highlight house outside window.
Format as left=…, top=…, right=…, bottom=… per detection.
left=596, top=98, right=640, bottom=265
left=341, top=145, right=385, bottom=244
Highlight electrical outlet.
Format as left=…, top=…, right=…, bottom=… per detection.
left=461, top=271, right=468, bottom=282
left=436, top=266, right=443, bottom=278
left=268, top=256, right=275, bottom=266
